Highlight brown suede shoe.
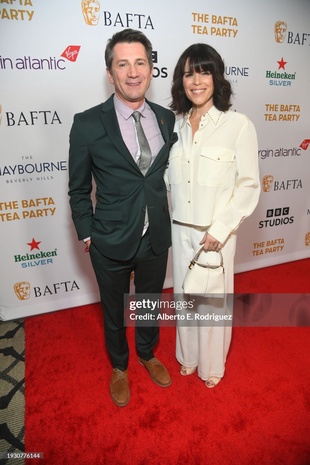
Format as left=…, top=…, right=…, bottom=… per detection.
left=110, top=368, right=130, bottom=407
left=138, top=357, right=171, bottom=387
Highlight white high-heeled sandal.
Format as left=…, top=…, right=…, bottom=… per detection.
left=205, top=377, right=221, bottom=388
left=180, top=366, right=197, bottom=376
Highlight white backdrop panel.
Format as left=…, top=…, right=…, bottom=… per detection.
left=1, top=0, right=309, bottom=320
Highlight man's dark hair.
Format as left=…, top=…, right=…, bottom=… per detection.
left=105, top=28, right=153, bottom=70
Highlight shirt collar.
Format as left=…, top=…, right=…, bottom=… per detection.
left=206, top=106, right=222, bottom=126
left=185, top=105, right=223, bottom=126
left=113, top=94, right=147, bottom=121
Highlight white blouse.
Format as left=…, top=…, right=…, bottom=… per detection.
left=166, top=106, right=261, bottom=245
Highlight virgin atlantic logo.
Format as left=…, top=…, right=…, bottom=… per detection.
left=0, top=46, right=81, bottom=71
left=300, top=139, right=310, bottom=150
left=61, top=46, right=81, bottom=62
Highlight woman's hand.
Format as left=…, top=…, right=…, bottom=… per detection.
left=200, top=232, right=223, bottom=252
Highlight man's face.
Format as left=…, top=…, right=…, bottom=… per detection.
left=107, top=42, right=153, bottom=109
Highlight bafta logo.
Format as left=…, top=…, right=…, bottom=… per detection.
left=14, top=281, right=31, bottom=300
left=262, top=175, right=274, bottom=193
left=305, top=232, right=310, bottom=247
left=81, top=0, right=100, bottom=26
left=274, top=21, right=287, bottom=43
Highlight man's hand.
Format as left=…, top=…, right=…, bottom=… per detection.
left=84, top=239, right=91, bottom=252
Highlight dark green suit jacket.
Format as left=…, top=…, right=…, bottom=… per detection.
left=68, top=95, right=177, bottom=261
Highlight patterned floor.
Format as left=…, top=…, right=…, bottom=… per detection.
left=0, top=320, right=25, bottom=465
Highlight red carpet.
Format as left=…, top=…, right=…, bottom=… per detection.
left=25, top=259, right=310, bottom=465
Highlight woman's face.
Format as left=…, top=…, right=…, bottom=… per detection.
left=182, top=59, right=214, bottom=112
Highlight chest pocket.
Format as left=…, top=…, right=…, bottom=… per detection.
left=198, top=147, right=235, bottom=187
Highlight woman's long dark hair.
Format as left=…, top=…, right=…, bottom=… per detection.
left=170, top=43, right=232, bottom=115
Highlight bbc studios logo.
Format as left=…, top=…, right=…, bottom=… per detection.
left=259, top=207, right=294, bottom=229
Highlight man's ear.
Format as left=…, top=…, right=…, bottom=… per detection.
left=106, top=68, right=114, bottom=85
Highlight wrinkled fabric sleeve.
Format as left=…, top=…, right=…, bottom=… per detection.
left=207, top=120, right=261, bottom=244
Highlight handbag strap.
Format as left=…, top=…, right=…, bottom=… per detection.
left=189, top=246, right=224, bottom=270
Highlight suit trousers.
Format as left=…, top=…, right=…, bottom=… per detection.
left=89, top=230, right=168, bottom=371
left=171, top=221, right=236, bottom=380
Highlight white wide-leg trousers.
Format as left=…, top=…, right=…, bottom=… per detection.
left=171, top=221, right=236, bottom=381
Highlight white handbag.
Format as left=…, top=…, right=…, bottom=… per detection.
left=182, top=246, right=225, bottom=298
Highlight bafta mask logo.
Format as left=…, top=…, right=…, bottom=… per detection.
left=82, top=0, right=100, bottom=26
left=262, top=175, right=274, bottom=193
left=14, top=281, right=31, bottom=301
left=274, top=21, right=287, bottom=43
left=305, top=232, right=310, bottom=247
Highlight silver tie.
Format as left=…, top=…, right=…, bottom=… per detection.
left=132, top=111, right=152, bottom=175
left=132, top=111, right=151, bottom=229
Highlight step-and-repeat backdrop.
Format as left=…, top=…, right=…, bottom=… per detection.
left=1, top=0, right=309, bottom=320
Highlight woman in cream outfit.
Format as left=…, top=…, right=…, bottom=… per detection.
left=167, top=43, right=260, bottom=387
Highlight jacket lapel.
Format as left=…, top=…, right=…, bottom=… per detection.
left=147, top=99, right=170, bottom=144
left=98, top=96, right=171, bottom=175
left=99, top=97, right=141, bottom=172
left=146, top=100, right=171, bottom=174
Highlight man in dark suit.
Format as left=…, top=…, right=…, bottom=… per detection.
left=68, top=29, right=177, bottom=407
